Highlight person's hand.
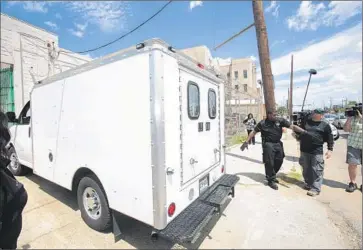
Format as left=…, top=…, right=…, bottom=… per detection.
left=240, top=141, right=249, bottom=151
left=325, top=150, right=332, bottom=159
left=357, top=109, right=362, bottom=119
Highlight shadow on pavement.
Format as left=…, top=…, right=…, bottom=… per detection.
left=235, top=172, right=265, bottom=184
left=226, top=153, right=263, bottom=165
left=24, top=172, right=231, bottom=249
left=284, top=155, right=299, bottom=163
left=25, top=174, right=79, bottom=211
left=277, top=172, right=305, bottom=189
left=323, top=178, right=347, bottom=189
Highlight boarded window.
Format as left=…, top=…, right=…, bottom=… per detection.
left=208, top=89, right=217, bottom=119
left=188, top=82, right=200, bottom=119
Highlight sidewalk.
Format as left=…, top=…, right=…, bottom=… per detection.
left=199, top=131, right=360, bottom=249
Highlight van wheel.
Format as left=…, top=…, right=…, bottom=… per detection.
left=7, top=147, right=24, bottom=176
left=77, top=175, right=112, bottom=232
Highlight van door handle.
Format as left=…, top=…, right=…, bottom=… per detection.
left=28, top=127, right=31, bottom=137
left=190, top=158, right=198, bottom=165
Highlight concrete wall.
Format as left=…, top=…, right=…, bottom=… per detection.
left=0, top=13, right=91, bottom=115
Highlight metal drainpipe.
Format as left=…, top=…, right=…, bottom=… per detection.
left=19, top=33, right=25, bottom=108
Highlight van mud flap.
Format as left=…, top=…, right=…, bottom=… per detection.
left=159, top=174, right=239, bottom=244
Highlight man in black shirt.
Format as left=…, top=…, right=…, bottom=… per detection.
left=298, top=109, right=333, bottom=197
left=242, top=110, right=307, bottom=190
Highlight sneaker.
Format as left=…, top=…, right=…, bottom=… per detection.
left=303, top=184, right=311, bottom=190
left=268, top=181, right=278, bottom=190
left=346, top=182, right=358, bottom=193
left=307, top=190, right=319, bottom=197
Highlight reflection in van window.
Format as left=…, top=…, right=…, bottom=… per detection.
left=208, top=89, right=216, bottom=119
left=188, top=82, right=200, bottom=119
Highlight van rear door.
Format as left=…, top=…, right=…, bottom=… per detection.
left=179, top=68, right=221, bottom=190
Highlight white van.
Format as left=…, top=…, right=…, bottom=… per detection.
left=6, top=39, right=239, bottom=243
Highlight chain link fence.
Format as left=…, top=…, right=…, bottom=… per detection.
left=224, top=78, right=264, bottom=146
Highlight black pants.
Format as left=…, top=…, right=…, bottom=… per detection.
left=247, top=130, right=255, bottom=144
left=0, top=187, right=28, bottom=250
left=262, top=142, right=285, bottom=182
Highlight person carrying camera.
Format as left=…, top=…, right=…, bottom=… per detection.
left=241, top=110, right=308, bottom=190
left=298, top=109, right=333, bottom=197
left=344, top=108, right=362, bottom=193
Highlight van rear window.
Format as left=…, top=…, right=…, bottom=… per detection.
left=208, top=89, right=216, bottom=119
left=187, top=81, right=200, bottom=119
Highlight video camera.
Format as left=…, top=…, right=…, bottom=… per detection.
left=345, top=103, right=362, bottom=117
left=292, top=110, right=312, bottom=128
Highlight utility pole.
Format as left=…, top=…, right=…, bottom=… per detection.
left=289, top=55, right=293, bottom=122
left=252, top=0, right=276, bottom=112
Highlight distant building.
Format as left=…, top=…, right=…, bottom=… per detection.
left=181, top=45, right=264, bottom=122
left=0, top=13, right=92, bottom=115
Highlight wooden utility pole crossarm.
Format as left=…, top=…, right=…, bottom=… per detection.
left=252, top=0, right=276, bottom=113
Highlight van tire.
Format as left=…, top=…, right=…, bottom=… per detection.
left=7, top=147, right=24, bottom=176
left=77, top=175, right=112, bottom=232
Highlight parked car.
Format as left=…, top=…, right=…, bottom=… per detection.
left=323, top=118, right=340, bottom=140
left=333, top=114, right=347, bottom=129
left=323, top=114, right=337, bottom=124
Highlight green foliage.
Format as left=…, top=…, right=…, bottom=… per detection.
left=277, top=106, right=288, bottom=115
left=228, top=134, right=248, bottom=147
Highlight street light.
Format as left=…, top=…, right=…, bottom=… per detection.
left=301, top=69, right=317, bottom=111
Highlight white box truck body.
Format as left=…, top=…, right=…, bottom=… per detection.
left=6, top=39, right=239, bottom=243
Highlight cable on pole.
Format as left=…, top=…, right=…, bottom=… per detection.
left=64, top=1, right=173, bottom=54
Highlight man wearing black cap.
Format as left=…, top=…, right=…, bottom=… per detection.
left=242, top=110, right=308, bottom=190
left=298, top=109, right=334, bottom=196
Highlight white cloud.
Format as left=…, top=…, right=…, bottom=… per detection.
left=66, top=1, right=131, bottom=33
left=68, top=29, right=84, bottom=38
left=189, top=1, right=203, bottom=11
left=7, top=1, right=51, bottom=13
left=7, top=1, right=132, bottom=34
left=250, top=55, right=257, bottom=62
left=75, top=23, right=88, bottom=32
left=287, top=1, right=362, bottom=31
left=271, top=39, right=286, bottom=49
left=44, top=21, right=58, bottom=30
left=68, top=22, right=88, bottom=38
left=265, top=1, right=280, bottom=18
left=264, top=23, right=362, bottom=109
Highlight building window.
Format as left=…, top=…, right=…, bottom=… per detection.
left=187, top=81, right=200, bottom=119
left=208, top=89, right=217, bottom=119
left=227, top=72, right=230, bottom=78
left=234, top=71, right=238, bottom=79
left=243, top=70, right=248, bottom=79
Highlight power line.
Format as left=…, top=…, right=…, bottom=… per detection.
left=65, top=1, right=173, bottom=54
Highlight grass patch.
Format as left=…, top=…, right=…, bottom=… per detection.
left=287, top=171, right=302, bottom=181
left=227, top=134, right=248, bottom=147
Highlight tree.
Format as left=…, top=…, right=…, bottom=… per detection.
left=277, top=106, right=288, bottom=116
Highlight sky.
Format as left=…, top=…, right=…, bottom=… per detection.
left=1, top=1, right=362, bottom=110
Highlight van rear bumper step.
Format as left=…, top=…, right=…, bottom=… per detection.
left=158, top=174, right=239, bottom=244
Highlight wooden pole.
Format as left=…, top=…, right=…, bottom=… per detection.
left=252, top=0, right=275, bottom=113
left=289, top=54, right=294, bottom=121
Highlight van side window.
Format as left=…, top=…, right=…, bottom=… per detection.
left=187, top=81, right=200, bottom=119
left=19, top=102, right=31, bottom=125
left=208, top=89, right=217, bottom=119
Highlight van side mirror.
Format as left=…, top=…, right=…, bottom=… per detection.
left=6, top=112, right=17, bottom=123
